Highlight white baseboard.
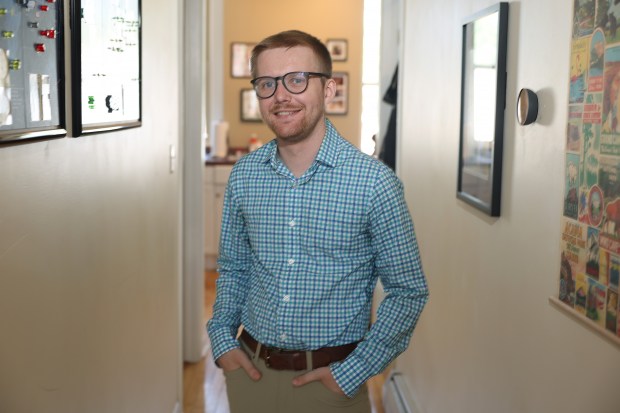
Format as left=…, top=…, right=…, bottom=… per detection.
left=172, top=401, right=182, bottom=413
left=383, top=372, right=423, bottom=413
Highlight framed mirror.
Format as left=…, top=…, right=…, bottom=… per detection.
left=457, top=2, right=509, bottom=217
left=71, top=0, right=142, bottom=136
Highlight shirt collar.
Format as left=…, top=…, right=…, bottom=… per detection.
left=315, top=118, right=339, bottom=168
left=260, top=118, right=341, bottom=169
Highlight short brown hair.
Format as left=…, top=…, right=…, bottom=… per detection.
left=250, top=30, right=332, bottom=79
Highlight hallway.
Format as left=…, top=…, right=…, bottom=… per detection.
left=182, top=272, right=385, bottom=413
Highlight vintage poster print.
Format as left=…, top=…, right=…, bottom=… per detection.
left=568, top=104, right=583, bottom=153
left=575, top=272, right=589, bottom=315
left=601, top=48, right=620, bottom=154
left=560, top=218, right=587, bottom=307
left=587, top=226, right=601, bottom=279
left=588, top=185, right=605, bottom=227
left=586, top=277, right=606, bottom=326
left=561, top=0, right=620, bottom=340
left=565, top=153, right=580, bottom=219
left=573, top=0, right=596, bottom=38
left=599, top=245, right=610, bottom=285
left=606, top=289, right=618, bottom=333
left=581, top=113, right=600, bottom=191
left=589, top=29, right=605, bottom=92
left=570, top=37, right=589, bottom=103
left=611, top=253, right=620, bottom=290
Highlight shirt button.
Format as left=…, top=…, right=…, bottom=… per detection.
left=289, top=219, right=296, bottom=227
left=283, top=295, right=290, bottom=302
left=287, top=258, right=295, bottom=265
left=280, top=333, right=287, bottom=342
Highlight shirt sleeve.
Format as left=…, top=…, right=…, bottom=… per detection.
left=330, top=168, right=429, bottom=397
left=206, top=169, right=252, bottom=362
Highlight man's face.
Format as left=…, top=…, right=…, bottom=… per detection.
left=254, top=46, right=335, bottom=143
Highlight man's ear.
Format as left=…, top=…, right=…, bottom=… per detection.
left=324, top=78, right=337, bottom=104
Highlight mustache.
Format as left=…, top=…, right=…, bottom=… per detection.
left=271, top=104, right=302, bottom=113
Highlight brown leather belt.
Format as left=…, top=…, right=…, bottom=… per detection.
left=239, top=330, right=357, bottom=371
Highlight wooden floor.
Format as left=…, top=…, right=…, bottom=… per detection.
left=183, top=271, right=385, bottom=413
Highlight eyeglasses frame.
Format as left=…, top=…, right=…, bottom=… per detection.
left=250, top=71, right=330, bottom=99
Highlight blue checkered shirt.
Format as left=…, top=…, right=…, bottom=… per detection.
left=207, top=119, right=428, bottom=397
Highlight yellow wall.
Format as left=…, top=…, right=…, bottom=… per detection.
left=223, top=0, right=364, bottom=149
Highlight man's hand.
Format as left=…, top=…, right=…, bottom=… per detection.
left=216, top=348, right=262, bottom=381
left=292, top=367, right=345, bottom=396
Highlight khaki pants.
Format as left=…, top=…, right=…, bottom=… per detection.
left=224, top=340, right=371, bottom=413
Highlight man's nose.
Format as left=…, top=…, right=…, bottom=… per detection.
left=273, top=79, right=291, bottom=101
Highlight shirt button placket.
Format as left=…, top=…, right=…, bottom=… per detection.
left=281, top=178, right=298, bottom=345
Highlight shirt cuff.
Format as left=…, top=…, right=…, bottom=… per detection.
left=207, top=324, right=241, bottom=364
left=329, top=354, right=373, bottom=398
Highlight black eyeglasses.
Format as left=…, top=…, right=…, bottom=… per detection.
left=250, top=71, right=329, bottom=99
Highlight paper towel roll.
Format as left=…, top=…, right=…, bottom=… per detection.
left=214, top=121, right=229, bottom=158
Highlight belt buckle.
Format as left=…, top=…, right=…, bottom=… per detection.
left=264, top=346, right=282, bottom=368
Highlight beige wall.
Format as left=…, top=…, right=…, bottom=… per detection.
left=222, top=0, right=364, bottom=149
left=0, top=1, right=182, bottom=412
left=397, top=1, right=620, bottom=412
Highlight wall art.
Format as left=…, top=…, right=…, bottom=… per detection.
left=71, top=0, right=141, bottom=136
left=231, top=42, right=254, bottom=78
left=326, top=38, right=347, bottom=62
left=0, top=0, right=66, bottom=143
left=326, top=71, right=348, bottom=115
left=555, top=0, right=620, bottom=347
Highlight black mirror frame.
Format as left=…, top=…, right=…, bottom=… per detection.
left=457, top=2, right=509, bottom=217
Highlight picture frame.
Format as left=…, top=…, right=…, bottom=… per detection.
left=456, top=2, right=509, bottom=217
left=71, top=0, right=142, bottom=136
left=326, top=39, right=347, bottom=62
left=240, top=89, right=262, bottom=122
left=0, top=0, right=66, bottom=143
left=231, top=42, right=255, bottom=78
left=326, top=72, right=348, bottom=115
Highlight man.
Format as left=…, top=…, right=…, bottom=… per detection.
left=207, top=30, right=428, bottom=413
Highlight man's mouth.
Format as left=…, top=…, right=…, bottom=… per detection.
left=273, top=107, right=301, bottom=116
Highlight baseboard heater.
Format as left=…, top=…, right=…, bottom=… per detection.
left=382, top=371, right=420, bottom=413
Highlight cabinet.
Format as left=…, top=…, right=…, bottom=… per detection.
left=204, top=164, right=233, bottom=269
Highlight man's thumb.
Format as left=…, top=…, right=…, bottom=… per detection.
left=240, top=358, right=261, bottom=381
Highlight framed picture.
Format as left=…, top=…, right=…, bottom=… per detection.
left=240, top=89, right=262, bottom=122
left=326, top=72, right=348, bottom=115
left=231, top=42, right=255, bottom=78
left=326, top=39, right=347, bottom=62
left=456, top=2, right=509, bottom=217
left=0, top=0, right=66, bottom=143
left=71, top=0, right=142, bottom=136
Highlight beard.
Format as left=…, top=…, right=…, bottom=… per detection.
left=263, top=102, right=324, bottom=144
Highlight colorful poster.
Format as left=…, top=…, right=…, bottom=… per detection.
left=570, top=37, right=589, bottom=103
left=611, top=253, right=620, bottom=290
left=575, top=272, right=588, bottom=315
left=565, top=153, right=580, bottom=219
left=606, top=289, right=618, bottom=333
left=586, top=226, right=601, bottom=278
left=561, top=0, right=620, bottom=341
left=586, top=278, right=606, bottom=326
left=568, top=104, right=583, bottom=153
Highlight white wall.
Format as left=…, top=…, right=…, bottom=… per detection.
left=0, top=1, right=183, bottom=412
left=397, top=1, right=620, bottom=412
